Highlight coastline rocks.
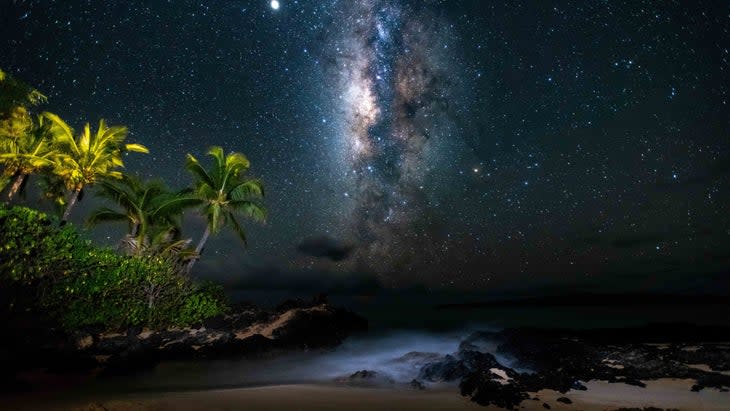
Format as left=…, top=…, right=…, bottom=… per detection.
left=410, top=379, right=426, bottom=390
left=390, top=351, right=443, bottom=368
left=335, top=369, right=396, bottom=387
left=418, top=354, right=470, bottom=382
left=37, top=301, right=367, bottom=376
left=445, top=325, right=730, bottom=409
left=556, top=396, right=572, bottom=404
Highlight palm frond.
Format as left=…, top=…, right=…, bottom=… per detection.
left=228, top=179, right=264, bottom=199
left=207, top=146, right=226, bottom=181
left=87, top=207, right=129, bottom=227
left=185, top=153, right=216, bottom=189
left=42, top=112, right=77, bottom=153
left=229, top=200, right=267, bottom=223
left=150, top=194, right=202, bottom=219
left=228, top=212, right=248, bottom=246
left=124, top=143, right=149, bottom=153
left=79, top=123, right=91, bottom=153
left=226, top=152, right=250, bottom=172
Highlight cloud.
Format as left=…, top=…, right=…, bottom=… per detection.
left=297, top=236, right=354, bottom=261
left=224, top=264, right=381, bottom=294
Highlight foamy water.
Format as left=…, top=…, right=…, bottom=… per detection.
left=81, top=328, right=504, bottom=394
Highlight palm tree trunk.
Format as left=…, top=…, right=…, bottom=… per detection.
left=135, top=223, right=146, bottom=256
left=129, top=223, right=145, bottom=256
left=6, top=173, right=26, bottom=202
left=186, top=226, right=211, bottom=275
left=61, top=188, right=81, bottom=224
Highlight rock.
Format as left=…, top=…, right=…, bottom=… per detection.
left=337, top=370, right=395, bottom=387
left=390, top=351, right=443, bottom=367
left=543, top=403, right=551, bottom=409
left=6, top=301, right=366, bottom=378
left=416, top=325, right=730, bottom=409
left=271, top=304, right=367, bottom=348
left=418, top=354, right=470, bottom=382
left=556, top=396, right=572, bottom=404
left=234, top=334, right=275, bottom=354
left=74, top=334, right=94, bottom=350
left=202, top=314, right=228, bottom=330
left=417, top=348, right=509, bottom=383
left=571, top=381, right=587, bottom=390
left=410, top=379, right=426, bottom=390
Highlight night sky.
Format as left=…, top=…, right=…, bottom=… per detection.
left=2, top=0, right=729, bottom=293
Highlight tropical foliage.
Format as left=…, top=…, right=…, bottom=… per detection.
left=88, top=175, right=199, bottom=256
left=0, top=112, right=56, bottom=200
left=0, top=68, right=46, bottom=117
left=0, top=68, right=266, bottom=331
left=0, top=203, right=87, bottom=284
left=0, top=205, right=227, bottom=328
left=185, top=146, right=266, bottom=273
left=0, top=68, right=49, bottom=197
left=42, top=112, right=149, bottom=222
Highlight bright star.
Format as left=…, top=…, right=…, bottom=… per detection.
left=270, top=0, right=280, bottom=10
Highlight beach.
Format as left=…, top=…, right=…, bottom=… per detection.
left=6, top=379, right=729, bottom=411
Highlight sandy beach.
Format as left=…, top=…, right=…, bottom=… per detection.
left=5, top=379, right=729, bottom=411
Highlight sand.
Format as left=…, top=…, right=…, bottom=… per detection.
left=4, top=378, right=729, bottom=411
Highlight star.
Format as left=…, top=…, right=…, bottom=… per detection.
left=1, top=0, right=726, bottom=290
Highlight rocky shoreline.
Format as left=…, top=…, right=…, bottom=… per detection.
left=4, top=304, right=730, bottom=410
left=338, top=324, right=730, bottom=409
left=2, top=297, right=367, bottom=388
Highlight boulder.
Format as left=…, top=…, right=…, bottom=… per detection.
left=336, top=370, right=395, bottom=387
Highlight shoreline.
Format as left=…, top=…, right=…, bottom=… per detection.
left=4, top=379, right=729, bottom=411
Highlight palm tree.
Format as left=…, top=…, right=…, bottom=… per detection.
left=0, top=68, right=46, bottom=120
left=184, top=146, right=266, bottom=274
left=37, top=172, right=68, bottom=215
left=0, top=68, right=49, bottom=198
left=88, top=175, right=199, bottom=254
left=42, top=112, right=149, bottom=223
left=0, top=111, right=56, bottom=201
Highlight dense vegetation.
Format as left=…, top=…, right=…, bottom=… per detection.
left=0, top=205, right=227, bottom=328
left=0, top=68, right=265, bottom=330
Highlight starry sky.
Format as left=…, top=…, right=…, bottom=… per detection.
left=2, top=0, right=729, bottom=293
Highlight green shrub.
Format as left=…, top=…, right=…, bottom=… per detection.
left=178, top=285, right=229, bottom=325
left=0, top=205, right=228, bottom=330
left=0, top=205, right=87, bottom=283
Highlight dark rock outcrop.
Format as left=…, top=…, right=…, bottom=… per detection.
left=335, top=369, right=395, bottom=387
left=410, top=379, right=426, bottom=390
left=440, top=324, right=730, bottom=409
left=6, top=301, right=367, bottom=381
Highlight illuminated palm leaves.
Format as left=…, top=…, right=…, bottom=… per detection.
left=42, top=112, right=149, bottom=221
left=184, top=146, right=266, bottom=273
left=0, top=68, right=50, bottom=199
left=0, top=111, right=56, bottom=200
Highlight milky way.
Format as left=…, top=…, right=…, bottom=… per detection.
left=330, top=1, right=467, bottom=280
left=2, top=0, right=728, bottom=291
